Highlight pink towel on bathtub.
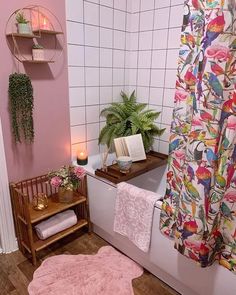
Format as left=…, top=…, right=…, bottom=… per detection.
left=114, top=182, right=159, bottom=252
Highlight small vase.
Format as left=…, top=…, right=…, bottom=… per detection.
left=58, top=187, right=74, bottom=203
left=17, top=23, right=32, bottom=35
left=32, top=49, right=44, bottom=61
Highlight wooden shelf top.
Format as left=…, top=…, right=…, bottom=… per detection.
left=95, top=151, right=168, bottom=184
left=6, top=30, right=63, bottom=38
left=33, top=219, right=88, bottom=252
left=22, top=60, right=55, bottom=64
left=33, top=29, right=63, bottom=35
left=6, top=33, right=37, bottom=38
left=29, top=192, right=86, bottom=224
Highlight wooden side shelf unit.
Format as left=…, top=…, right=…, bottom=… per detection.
left=10, top=174, right=90, bottom=265
left=95, top=151, right=168, bottom=184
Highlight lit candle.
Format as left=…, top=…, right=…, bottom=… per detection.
left=77, top=150, right=88, bottom=166
left=41, top=17, right=49, bottom=30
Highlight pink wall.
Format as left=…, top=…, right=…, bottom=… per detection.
left=0, top=0, right=71, bottom=182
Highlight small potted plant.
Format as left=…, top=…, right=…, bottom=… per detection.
left=99, top=91, right=165, bottom=167
left=99, top=91, right=165, bottom=151
left=32, top=44, right=44, bottom=61
left=48, top=166, right=86, bottom=203
left=16, top=11, right=32, bottom=35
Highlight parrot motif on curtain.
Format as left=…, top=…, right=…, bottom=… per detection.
left=160, top=0, right=236, bottom=272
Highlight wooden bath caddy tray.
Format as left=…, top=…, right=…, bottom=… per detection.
left=95, top=151, right=168, bottom=184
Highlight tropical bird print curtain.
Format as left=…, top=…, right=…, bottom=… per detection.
left=160, top=0, right=236, bottom=272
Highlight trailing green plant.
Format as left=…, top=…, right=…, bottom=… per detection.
left=16, top=11, right=29, bottom=24
left=99, top=90, right=165, bottom=151
left=8, top=73, right=34, bottom=143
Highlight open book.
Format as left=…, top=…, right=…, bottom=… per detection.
left=114, top=134, right=147, bottom=162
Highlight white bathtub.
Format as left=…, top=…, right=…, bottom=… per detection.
left=79, top=154, right=236, bottom=295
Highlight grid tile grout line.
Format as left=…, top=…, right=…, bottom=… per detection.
left=67, top=19, right=182, bottom=34
left=136, top=0, right=142, bottom=92
left=159, top=4, right=171, bottom=145
left=124, top=0, right=128, bottom=88
left=85, top=0, right=130, bottom=14
left=147, top=1, right=156, bottom=108
left=111, top=0, right=115, bottom=102
left=68, top=65, right=178, bottom=70
left=160, top=0, right=178, bottom=152
left=69, top=85, right=176, bottom=89
left=98, top=0, right=101, bottom=153
left=82, top=0, right=88, bottom=150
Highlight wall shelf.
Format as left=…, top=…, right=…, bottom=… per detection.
left=33, top=29, right=63, bottom=35
left=22, top=60, right=55, bottom=64
left=95, top=151, right=168, bottom=184
left=6, top=33, right=37, bottom=38
left=5, top=5, right=65, bottom=64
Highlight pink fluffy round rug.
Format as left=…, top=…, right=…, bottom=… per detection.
left=28, top=246, right=143, bottom=295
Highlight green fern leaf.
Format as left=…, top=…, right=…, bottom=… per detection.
left=99, top=90, right=166, bottom=150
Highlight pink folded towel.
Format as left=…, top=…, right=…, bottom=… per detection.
left=35, top=210, right=77, bottom=240
left=114, top=182, right=159, bottom=252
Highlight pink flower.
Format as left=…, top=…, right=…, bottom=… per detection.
left=224, top=190, right=236, bottom=203
left=192, top=115, right=203, bottom=127
left=174, top=90, right=188, bottom=103
left=205, top=45, right=230, bottom=61
left=184, top=240, right=201, bottom=252
left=74, top=166, right=86, bottom=178
left=50, top=176, right=62, bottom=187
left=226, top=115, right=236, bottom=129
left=174, top=150, right=185, bottom=160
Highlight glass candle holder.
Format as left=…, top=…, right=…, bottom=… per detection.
left=32, top=193, right=48, bottom=211
left=77, top=150, right=88, bottom=165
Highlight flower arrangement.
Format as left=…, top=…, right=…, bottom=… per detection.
left=48, top=165, right=85, bottom=191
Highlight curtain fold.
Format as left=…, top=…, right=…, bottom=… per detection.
left=160, top=0, right=236, bottom=272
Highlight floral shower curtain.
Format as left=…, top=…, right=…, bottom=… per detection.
left=160, top=0, right=236, bottom=272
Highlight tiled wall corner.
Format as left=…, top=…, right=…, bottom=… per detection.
left=66, top=0, right=184, bottom=158
left=66, top=0, right=128, bottom=158
left=124, top=0, right=183, bottom=154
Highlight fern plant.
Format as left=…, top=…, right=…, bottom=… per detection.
left=99, top=91, right=165, bottom=151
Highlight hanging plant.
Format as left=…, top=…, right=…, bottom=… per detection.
left=8, top=73, right=34, bottom=143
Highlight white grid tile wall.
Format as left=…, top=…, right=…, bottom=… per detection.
left=66, top=0, right=128, bottom=158
left=125, top=0, right=183, bottom=155
left=66, top=0, right=183, bottom=158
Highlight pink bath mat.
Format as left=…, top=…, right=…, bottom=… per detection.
left=28, top=246, right=143, bottom=295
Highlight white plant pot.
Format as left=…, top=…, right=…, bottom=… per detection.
left=17, top=23, right=32, bottom=35
left=32, top=49, right=44, bottom=61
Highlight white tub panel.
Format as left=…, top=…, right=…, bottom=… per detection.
left=86, top=155, right=236, bottom=295
left=87, top=175, right=116, bottom=234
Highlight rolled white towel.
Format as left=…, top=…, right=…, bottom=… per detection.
left=35, top=210, right=77, bottom=240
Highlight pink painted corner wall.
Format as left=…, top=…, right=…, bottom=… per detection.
left=0, top=0, right=71, bottom=182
